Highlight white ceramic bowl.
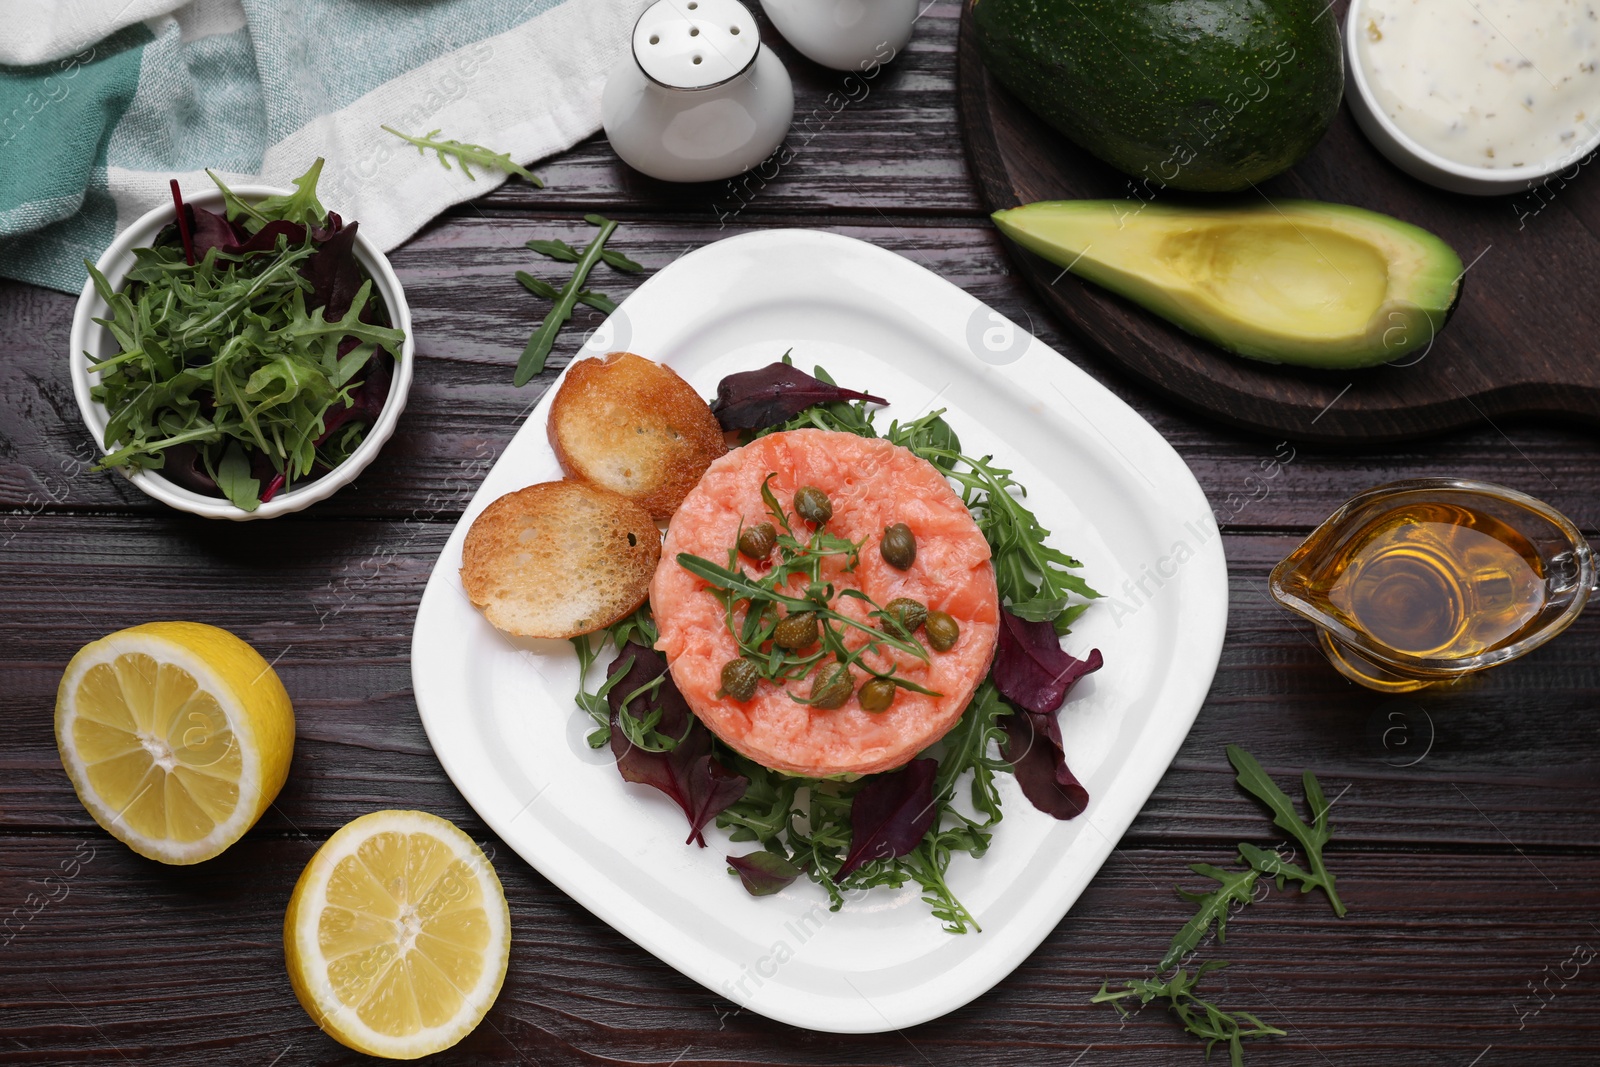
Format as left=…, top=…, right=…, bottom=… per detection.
left=69, top=184, right=414, bottom=520
left=1344, top=0, right=1600, bottom=196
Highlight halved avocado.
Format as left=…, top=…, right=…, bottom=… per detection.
left=992, top=200, right=1464, bottom=369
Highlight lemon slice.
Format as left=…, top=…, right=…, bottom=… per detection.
left=54, top=621, right=295, bottom=864
left=283, top=810, right=511, bottom=1059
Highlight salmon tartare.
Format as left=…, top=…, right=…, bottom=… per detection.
left=651, top=429, right=1000, bottom=777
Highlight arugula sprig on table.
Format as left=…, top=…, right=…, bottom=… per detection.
left=1228, top=744, right=1346, bottom=916
left=1096, top=746, right=1347, bottom=1064
left=513, top=215, right=644, bottom=385
left=1094, top=963, right=1286, bottom=1067
left=381, top=126, right=544, bottom=184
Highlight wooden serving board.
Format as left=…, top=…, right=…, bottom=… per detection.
left=956, top=0, right=1600, bottom=443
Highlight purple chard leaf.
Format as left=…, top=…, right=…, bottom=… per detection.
left=993, top=607, right=1103, bottom=715
left=300, top=219, right=364, bottom=320
left=710, top=361, right=887, bottom=431
left=727, top=851, right=804, bottom=896
left=606, top=640, right=748, bottom=846
left=836, top=758, right=939, bottom=878
left=1000, top=706, right=1090, bottom=820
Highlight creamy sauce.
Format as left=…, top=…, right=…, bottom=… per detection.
left=1358, top=0, right=1600, bottom=170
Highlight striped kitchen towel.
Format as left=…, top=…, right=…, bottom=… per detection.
left=0, top=0, right=644, bottom=293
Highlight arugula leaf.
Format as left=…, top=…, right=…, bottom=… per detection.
left=515, top=215, right=632, bottom=385
left=1094, top=962, right=1285, bottom=1067
left=515, top=270, right=615, bottom=313
left=251, top=158, right=329, bottom=228
left=382, top=126, right=544, bottom=185
left=215, top=440, right=260, bottom=511
left=1227, top=745, right=1346, bottom=917
left=1159, top=864, right=1260, bottom=972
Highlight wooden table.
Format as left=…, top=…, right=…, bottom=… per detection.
left=4, top=6, right=1599, bottom=1063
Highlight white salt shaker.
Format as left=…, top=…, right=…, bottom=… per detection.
left=759, top=0, right=917, bottom=71
left=602, top=0, right=795, bottom=183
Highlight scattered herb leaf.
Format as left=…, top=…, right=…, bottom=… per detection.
left=526, top=236, right=644, bottom=273
left=1094, top=962, right=1285, bottom=1067
left=381, top=125, right=544, bottom=185
left=515, top=215, right=636, bottom=385
left=1159, top=864, right=1260, bottom=972
left=1227, top=745, right=1346, bottom=918
left=515, top=270, right=615, bottom=313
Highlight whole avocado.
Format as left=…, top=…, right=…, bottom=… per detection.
left=972, top=0, right=1344, bottom=192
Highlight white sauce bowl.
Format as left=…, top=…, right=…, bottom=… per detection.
left=68, top=185, right=414, bottom=520
left=1344, top=0, right=1600, bottom=196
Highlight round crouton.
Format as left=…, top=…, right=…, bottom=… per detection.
left=548, top=352, right=726, bottom=522
left=461, top=481, right=660, bottom=639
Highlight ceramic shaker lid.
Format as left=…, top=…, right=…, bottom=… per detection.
left=633, top=0, right=759, bottom=90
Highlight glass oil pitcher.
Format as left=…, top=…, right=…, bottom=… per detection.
left=1270, top=479, right=1594, bottom=692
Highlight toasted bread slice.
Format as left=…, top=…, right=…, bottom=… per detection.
left=549, top=351, right=726, bottom=522
left=460, top=481, right=660, bottom=639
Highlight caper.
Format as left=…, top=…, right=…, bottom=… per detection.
left=880, top=522, right=917, bottom=570
left=793, top=485, right=833, bottom=525
left=773, top=610, right=819, bottom=650
left=720, top=658, right=761, bottom=702
left=809, top=664, right=854, bottom=709
left=738, top=522, right=777, bottom=560
left=882, top=597, right=927, bottom=634
left=858, top=677, right=897, bottom=712
left=925, top=610, right=960, bottom=651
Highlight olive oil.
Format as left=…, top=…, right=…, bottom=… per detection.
left=1312, top=503, right=1546, bottom=660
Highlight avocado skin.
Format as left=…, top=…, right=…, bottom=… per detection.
left=973, top=0, right=1344, bottom=192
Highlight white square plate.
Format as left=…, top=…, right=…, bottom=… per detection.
left=410, top=229, right=1228, bottom=1033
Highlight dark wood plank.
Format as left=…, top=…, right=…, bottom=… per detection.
left=2, top=836, right=1596, bottom=1064
left=957, top=0, right=1600, bottom=442
left=7, top=215, right=1600, bottom=530
left=5, top=516, right=1597, bottom=850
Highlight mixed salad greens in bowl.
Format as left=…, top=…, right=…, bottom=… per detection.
left=68, top=160, right=413, bottom=519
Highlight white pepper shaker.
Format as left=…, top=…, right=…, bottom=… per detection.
left=602, top=0, right=795, bottom=183
left=759, top=0, right=917, bottom=72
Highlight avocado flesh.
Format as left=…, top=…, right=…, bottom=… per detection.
left=992, top=200, right=1464, bottom=369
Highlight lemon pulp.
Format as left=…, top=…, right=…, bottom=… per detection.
left=284, top=810, right=510, bottom=1059
left=55, top=622, right=294, bottom=864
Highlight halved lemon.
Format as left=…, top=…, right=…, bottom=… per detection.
left=283, top=810, right=511, bottom=1059
left=54, top=621, right=295, bottom=864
